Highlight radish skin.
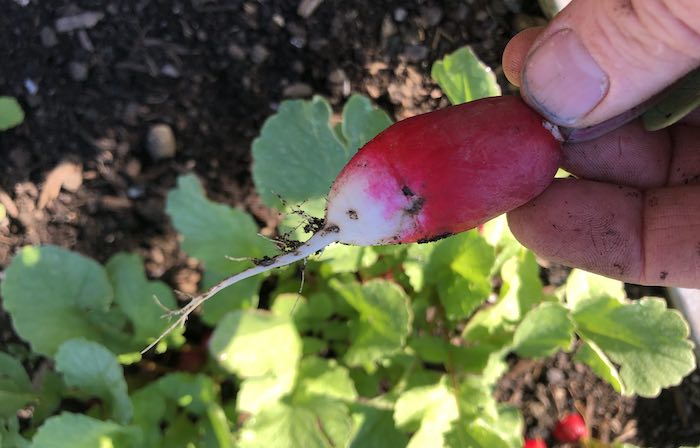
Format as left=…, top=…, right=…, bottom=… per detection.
left=144, top=96, right=561, bottom=353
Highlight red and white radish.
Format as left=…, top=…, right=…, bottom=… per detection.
left=145, top=95, right=561, bottom=352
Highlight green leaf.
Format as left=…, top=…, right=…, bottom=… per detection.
left=252, top=96, right=349, bottom=207
left=341, top=94, right=393, bottom=154
left=166, top=174, right=273, bottom=324
left=427, top=232, right=495, bottom=321
left=409, top=335, right=450, bottom=364
left=349, top=403, right=408, bottom=448
left=512, top=302, right=574, bottom=358
left=210, top=310, right=301, bottom=413
left=573, top=340, right=625, bottom=394
left=445, top=406, right=523, bottom=448
left=565, top=269, right=626, bottom=308
left=55, top=340, right=132, bottom=424
left=0, top=353, right=35, bottom=418
left=1, top=245, right=122, bottom=356
left=394, top=378, right=459, bottom=448
left=330, top=279, right=412, bottom=367
left=294, top=357, right=357, bottom=403
left=431, top=47, right=501, bottom=105
left=572, top=297, right=696, bottom=397
left=0, top=417, right=30, bottom=448
left=239, top=400, right=350, bottom=448
left=31, top=413, right=141, bottom=448
left=105, top=253, right=182, bottom=346
left=0, top=96, right=24, bottom=131
left=643, top=68, right=700, bottom=131
left=463, top=250, right=543, bottom=346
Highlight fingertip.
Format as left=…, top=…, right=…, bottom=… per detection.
left=502, top=27, right=543, bottom=88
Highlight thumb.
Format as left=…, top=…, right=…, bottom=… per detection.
left=521, top=0, right=700, bottom=128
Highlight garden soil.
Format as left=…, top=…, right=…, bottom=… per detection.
left=1, top=1, right=698, bottom=446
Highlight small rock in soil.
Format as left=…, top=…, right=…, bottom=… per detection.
left=403, top=44, right=429, bottom=62
left=227, top=43, right=246, bottom=61
left=146, top=124, right=176, bottom=160
left=297, top=0, right=325, bottom=18
left=251, top=44, right=269, bottom=64
left=420, top=6, right=443, bottom=27
left=55, top=11, right=104, bottom=33
left=282, top=82, right=313, bottom=98
left=39, top=26, right=58, bottom=47
left=68, top=61, right=89, bottom=81
left=160, top=63, right=180, bottom=78
left=393, top=7, right=408, bottom=22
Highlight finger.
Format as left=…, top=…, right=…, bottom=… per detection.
left=502, top=27, right=543, bottom=87
left=507, top=179, right=700, bottom=288
left=520, top=0, right=700, bottom=128
left=562, top=119, right=672, bottom=189
left=666, top=122, right=700, bottom=186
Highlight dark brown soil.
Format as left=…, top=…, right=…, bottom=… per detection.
left=1, top=1, right=698, bottom=447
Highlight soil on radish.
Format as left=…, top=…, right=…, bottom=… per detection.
left=1, top=1, right=698, bottom=446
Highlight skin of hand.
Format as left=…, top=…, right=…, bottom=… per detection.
left=503, top=0, right=700, bottom=288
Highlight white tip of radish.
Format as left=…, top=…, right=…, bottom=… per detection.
left=142, top=228, right=339, bottom=354
left=327, top=166, right=417, bottom=245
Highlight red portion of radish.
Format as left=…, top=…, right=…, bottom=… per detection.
left=328, top=95, right=561, bottom=244
left=524, top=438, right=547, bottom=448
left=553, top=413, right=589, bottom=443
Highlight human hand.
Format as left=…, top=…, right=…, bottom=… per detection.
left=503, top=0, right=700, bottom=287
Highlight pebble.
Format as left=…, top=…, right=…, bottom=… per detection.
left=282, top=82, right=313, bottom=98
left=160, top=63, right=180, bottom=78
left=403, top=44, right=429, bottom=62
left=251, top=44, right=269, bottom=64
left=55, top=11, right=104, bottom=33
left=68, top=61, right=89, bottom=81
left=420, top=6, right=443, bottom=27
left=146, top=124, right=176, bottom=160
left=227, top=43, right=246, bottom=61
left=40, top=26, right=58, bottom=47
left=393, top=7, right=408, bottom=22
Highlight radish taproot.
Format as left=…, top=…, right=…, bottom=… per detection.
left=144, top=95, right=561, bottom=352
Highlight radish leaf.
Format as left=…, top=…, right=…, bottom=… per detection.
left=431, top=47, right=501, bottom=105
left=252, top=96, right=348, bottom=207
left=349, top=403, right=409, bottom=448
left=330, top=279, right=412, bottom=367
left=166, top=174, right=274, bottom=325
left=105, top=253, right=182, bottom=347
left=513, top=302, right=574, bottom=358
left=239, top=400, right=351, bottom=448
left=341, top=94, right=392, bottom=154
left=573, top=340, right=625, bottom=394
left=30, top=413, right=141, bottom=448
left=0, top=96, right=24, bottom=131
left=565, top=269, right=626, bottom=308
left=0, top=353, right=35, bottom=418
left=209, top=310, right=301, bottom=414
left=1, top=246, right=121, bottom=356
left=572, top=296, right=696, bottom=397
left=55, top=339, right=132, bottom=424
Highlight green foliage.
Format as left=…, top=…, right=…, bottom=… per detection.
left=0, top=353, right=35, bottom=418
left=643, top=68, right=700, bottom=131
left=55, top=339, right=132, bottom=424
left=0, top=47, right=695, bottom=447
left=0, top=96, right=24, bottom=131
left=431, top=47, right=501, bottom=104
left=1, top=246, right=182, bottom=357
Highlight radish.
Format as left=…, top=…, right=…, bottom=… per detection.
left=144, top=95, right=561, bottom=353
left=553, top=413, right=589, bottom=443
left=524, top=438, right=547, bottom=448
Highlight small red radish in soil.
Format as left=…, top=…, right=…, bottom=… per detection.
left=144, top=96, right=561, bottom=352
left=553, top=413, right=589, bottom=443
left=524, top=438, right=547, bottom=448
